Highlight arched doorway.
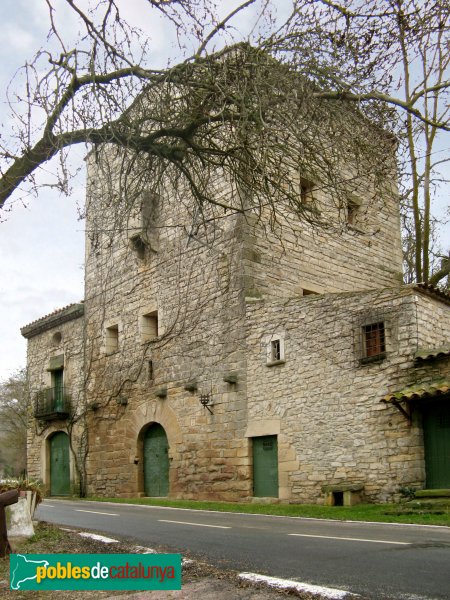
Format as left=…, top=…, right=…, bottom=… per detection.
left=49, top=431, right=70, bottom=496
left=144, top=424, right=169, bottom=497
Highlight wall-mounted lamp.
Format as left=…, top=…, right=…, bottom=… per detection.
left=199, top=393, right=213, bottom=414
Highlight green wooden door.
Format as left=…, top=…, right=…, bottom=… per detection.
left=423, top=402, right=450, bottom=488
left=53, top=369, right=64, bottom=411
left=253, top=435, right=278, bottom=497
left=144, top=424, right=169, bottom=497
left=50, top=432, right=70, bottom=496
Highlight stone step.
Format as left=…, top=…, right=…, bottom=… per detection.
left=415, top=489, right=450, bottom=499
left=404, top=498, right=450, bottom=510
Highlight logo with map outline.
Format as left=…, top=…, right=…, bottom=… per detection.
left=10, top=553, right=181, bottom=590
left=10, top=555, right=50, bottom=590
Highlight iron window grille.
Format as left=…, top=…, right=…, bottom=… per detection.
left=361, top=322, right=386, bottom=363
left=34, top=387, right=71, bottom=420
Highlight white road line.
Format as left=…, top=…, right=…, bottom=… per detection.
left=78, top=532, right=118, bottom=543
left=133, top=545, right=157, bottom=554
left=289, top=533, right=410, bottom=545
left=75, top=509, right=118, bottom=516
left=158, top=519, right=231, bottom=529
left=41, top=504, right=55, bottom=508
left=239, top=573, right=352, bottom=599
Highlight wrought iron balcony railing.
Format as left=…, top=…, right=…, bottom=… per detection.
left=34, top=387, right=71, bottom=420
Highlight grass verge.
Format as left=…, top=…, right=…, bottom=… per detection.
left=0, top=522, right=136, bottom=599
left=0, top=522, right=301, bottom=599
left=85, top=497, right=450, bottom=527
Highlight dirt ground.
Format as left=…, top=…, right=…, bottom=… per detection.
left=0, top=522, right=320, bottom=600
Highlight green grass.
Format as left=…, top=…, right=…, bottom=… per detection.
left=85, top=497, right=450, bottom=526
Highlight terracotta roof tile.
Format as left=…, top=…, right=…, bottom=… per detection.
left=415, top=346, right=450, bottom=361
left=21, top=302, right=84, bottom=339
left=382, top=378, right=450, bottom=404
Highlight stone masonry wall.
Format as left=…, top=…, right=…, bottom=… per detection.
left=245, top=287, right=450, bottom=503
left=83, top=168, right=252, bottom=499
left=25, top=311, right=85, bottom=494
left=415, top=292, right=450, bottom=349
left=80, top=148, right=407, bottom=501
left=24, top=133, right=438, bottom=503
left=242, top=177, right=403, bottom=300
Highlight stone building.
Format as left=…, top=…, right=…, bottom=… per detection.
left=22, top=123, right=450, bottom=505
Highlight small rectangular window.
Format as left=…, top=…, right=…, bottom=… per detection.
left=105, top=324, right=119, bottom=354
left=265, top=334, right=285, bottom=366
left=271, top=339, right=281, bottom=361
left=363, top=322, right=386, bottom=359
left=347, top=200, right=360, bottom=226
left=346, top=196, right=362, bottom=227
left=300, top=178, right=314, bottom=204
left=148, top=360, right=154, bottom=381
left=140, top=311, right=158, bottom=342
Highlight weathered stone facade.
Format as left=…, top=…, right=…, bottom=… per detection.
left=22, top=138, right=450, bottom=504
left=245, top=286, right=450, bottom=503
left=22, top=304, right=85, bottom=496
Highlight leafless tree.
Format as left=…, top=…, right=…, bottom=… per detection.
left=0, top=0, right=448, bottom=281
left=0, top=369, right=28, bottom=477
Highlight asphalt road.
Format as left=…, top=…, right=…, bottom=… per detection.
left=36, top=499, right=450, bottom=599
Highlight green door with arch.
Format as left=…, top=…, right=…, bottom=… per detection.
left=50, top=431, right=70, bottom=496
left=144, top=424, right=169, bottom=496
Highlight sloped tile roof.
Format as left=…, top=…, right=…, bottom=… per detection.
left=21, top=302, right=84, bottom=339
left=382, top=378, right=450, bottom=404
left=414, top=283, right=450, bottom=306
left=415, top=346, right=450, bottom=361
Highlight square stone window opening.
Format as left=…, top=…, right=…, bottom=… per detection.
left=105, top=324, right=119, bottom=354
left=140, top=311, right=159, bottom=343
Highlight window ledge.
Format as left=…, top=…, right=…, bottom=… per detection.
left=346, top=224, right=366, bottom=235
left=266, top=359, right=286, bottom=367
left=360, top=352, right=387, bottom=365
left=141, top=336, right=160, bottom=345
left=105, top=349, right=119, bottom=356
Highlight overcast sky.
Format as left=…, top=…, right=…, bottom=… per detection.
left=0, top=1, right=83, bottom=380
left=0, top=0, right=173, bottom=380
left=0, top=0, right=253, bottom=381
left=0, top=0, right=448, bottom=381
